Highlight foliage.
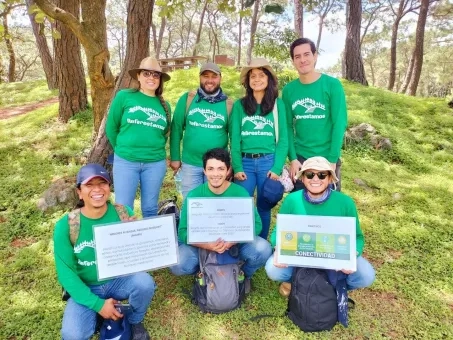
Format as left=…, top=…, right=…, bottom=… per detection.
left=1, top=71, right=453, bottom=338
left=255, top=28, right=298, bottom=63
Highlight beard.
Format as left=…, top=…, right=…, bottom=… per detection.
left=200, top=82, right=220, bottom=95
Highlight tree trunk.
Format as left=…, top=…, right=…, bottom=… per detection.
left=246, top=0, right=260, bottom=65
left=54, top=0, right=88, bottom=123
left=316, top=16, right=324, bottom=51
left=35, top=0, right=116, bottom=135
left=237, top=0, right=244, bottom=66
left=88, top=0, right=154, bottom=165
left=2, top=15, right=16, bottom=82
left=407, top=0, right=429, bottom=96
left=388, top=15, right=402, bottom=90
left=344, top=0, right=368, bottom=85
left=152, top=16, right=166, bottom=58
left=193, top=0, right=209, bottom=56
left=399, top=53, right=415, bottom=94
left=341, top=0, right=349, bottom=78
left=26, top=0, right=56, bottom=89
left=294, top=0, right=303, bottom=38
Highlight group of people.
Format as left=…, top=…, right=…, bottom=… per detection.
left=53, top=38, right=375, bottom=339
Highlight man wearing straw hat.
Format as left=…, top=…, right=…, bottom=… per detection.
left=170, top=62, right=233, bottom=199
left=283, top=38, right=347, bottom=191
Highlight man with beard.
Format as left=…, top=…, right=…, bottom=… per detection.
left=170, top=148, right=272, bottom=291
left=170, top=62, right=233, bottom=199
left=265, top=156, right=375, bottom=296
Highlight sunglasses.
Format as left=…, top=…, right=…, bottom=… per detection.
left=303, top=171, right=330, bottom=180
left=141, top=70, right=161, bottom=79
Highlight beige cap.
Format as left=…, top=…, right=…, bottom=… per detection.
left=128, top=57, right=171, bottom=82
left=297, top=156, right=339, bottom=183
left=239, top=57, right=278, bottom=85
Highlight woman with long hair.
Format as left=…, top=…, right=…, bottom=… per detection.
left=106, top=57, right=171, bottom=218
left=230, top=58, right=288, bottom=239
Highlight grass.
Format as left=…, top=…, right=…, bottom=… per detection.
left=0, top=79, right=58, bottom=108
left=0, top=70, right=452, bottom=339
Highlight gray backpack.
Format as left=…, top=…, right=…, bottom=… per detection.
left=191, top=247, right=246, bottom=313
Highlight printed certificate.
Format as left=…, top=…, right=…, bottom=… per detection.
left=276, top=214, right=357, bottom=271
left=187, top=197, right=255, bottom=243
left=93, top=214, right=178, bottom=280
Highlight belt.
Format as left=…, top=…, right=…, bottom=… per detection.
left=242, top=152, right=271, bottom=159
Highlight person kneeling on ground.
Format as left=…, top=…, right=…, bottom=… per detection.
left=265, top=156, right=375, bottom=296
left=54, top=164, right=155, bottom=340
left=170, top=148, right=272, bottom=291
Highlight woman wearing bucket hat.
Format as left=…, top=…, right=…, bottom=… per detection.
left=230, top=58, right=288, bottom=239
left=106, top=57, right=172, bottom=218
left=265, top=156, right=375, bottom=297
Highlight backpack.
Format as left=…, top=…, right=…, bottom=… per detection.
left=157, top=196, right=180, bottom=229
left=185, top=90, right=233, bottom=117
left=61, top=204, right=130, bottom=301
left=99, top=317, right=131, bottom=340
left=191, top=247, right=246, bottom=314
left=286, top=267, right=338, bottom=332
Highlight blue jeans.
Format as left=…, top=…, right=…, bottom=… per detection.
left=61, top=272, right=155, bottom=340
left=181, top=162, right=206, bottom=200
left=234, top=154, right=274, bottom=239
left=113, top=154, right=167, bottom=218
left=170, top=237, right=272, bottom=278
left=265, top=253, right=375, bottom=290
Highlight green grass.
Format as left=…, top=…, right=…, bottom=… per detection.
left=0, top=71, right=453, bottom=339
left=0, top=79, right=58, bottom=108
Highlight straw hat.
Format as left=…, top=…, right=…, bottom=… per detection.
left=128, top=57, right=171, bottom=82
left=239, top=57, right=278, bottom=85
left=297, top=156, right=339, bottom=183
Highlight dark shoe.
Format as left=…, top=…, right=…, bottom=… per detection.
left=245, top=277, right=251, bottom=294
left=131, top=322, right=150, bottom=340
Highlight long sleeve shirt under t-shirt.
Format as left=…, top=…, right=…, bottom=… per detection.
left=230, top=98, right=288, bottom=175
left=106, top=89, right=171, bottom=162
left=282, top=74, right=347, bottom=163
left=170, top=92, right=229, bottom=167
left=53, top=203, right=134, bottom=312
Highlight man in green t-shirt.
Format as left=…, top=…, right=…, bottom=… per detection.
left=54, top=164, right=154, bottom=340
left=170, top=148, right=272, bottom=291
left=170, top=62, right=232, bottom=199
left=283, top=38, right=347, bottom=191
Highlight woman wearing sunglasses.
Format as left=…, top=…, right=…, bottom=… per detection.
left=265, top=156, right=375, bottom=296
left=106, top=57, right=171, bottom=218
left=230, top=58, right=288, bottom=239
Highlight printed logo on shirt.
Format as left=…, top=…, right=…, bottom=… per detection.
left=74, top=240, right=95, bottom=254
left=292, top=98, right=326, bottom=120
left=187, top=108, right=225, bottom=129
left=127, top=106, right=167, bottom=130
left=241, top=116, right=274, bottom=137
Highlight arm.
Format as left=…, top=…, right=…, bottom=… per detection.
left=177, top=196, right=189, bottom=243
left=269, top=194, right=292, bottom=247
left=328, top=79, right=347, bottom=163
left=53, top=218, right=104, bottom=312
left=230, top=101, right=244, bottom=173
left=170, top=93, right=188, bottom=162
left=253, top=206, right=262, bottom=236
left=282, top=87, right=297, bottom=162
left=345, top=198, right=364, bottom=256
left=105, top=90, right=125, bottom=149
left=163, top=101, right=172, bottom=141
left=270, top=99, right=289, bottom=175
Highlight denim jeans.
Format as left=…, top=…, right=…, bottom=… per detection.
left=292, top=156, right=342, bottom=192
left=61, top=272, right=155, bottom=340
left=181, top=162, right=207, bottom=200
left=234, top=154, right=275, bottom=239
left=113, top=154, right=167, bottom=218
left=170, top=237, right=272, bottom=278
left=265, top=253, right=375, bottom=290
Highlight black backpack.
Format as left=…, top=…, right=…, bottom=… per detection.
left=157, top=196, right=180, bottom=228
left=287, top=267, right=338, bottom=332
left=191, top=247, right=246, bottom=314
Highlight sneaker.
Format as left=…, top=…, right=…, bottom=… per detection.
left=131, top=322, right=150, bottom=340
left=279, top=282, right=291, bottom=297
left=244, top=277, right=251, bottom=294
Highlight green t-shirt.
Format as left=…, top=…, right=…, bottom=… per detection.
left=170, top=92, right=229, bottom=167
left=269, top=191, right=364, bottom=256
left=53, top=203, right=133, bottom=312
left=178, top=182, right=263, bottom=243
left=106, top=89, right=171, bottom=162
left=282, top=74, right=347, bottom=163
left=230, top=98, right=288, bottom=175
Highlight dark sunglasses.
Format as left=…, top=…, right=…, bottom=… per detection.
left=141, top=70, right=161, bottom=79
left=303, top=171, right=330, bottom=180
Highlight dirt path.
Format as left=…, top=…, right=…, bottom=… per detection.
left=0, top=97, right=58, bottom=120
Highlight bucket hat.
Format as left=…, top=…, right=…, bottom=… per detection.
left=297, top=156, right=339, bottom=183
left=257, top=177, right=284, bottom=211
left=128, top=57, right=171, bottom=82
left=239, top=57, right=278, bottom=85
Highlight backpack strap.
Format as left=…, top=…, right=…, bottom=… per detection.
left=272, top=100, right=279, bottom=143
left=68, top=208, right=82, bottom=246
left=226, top=98, right=233, bottom=117
left=185, top=90, right=197, bottom=116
